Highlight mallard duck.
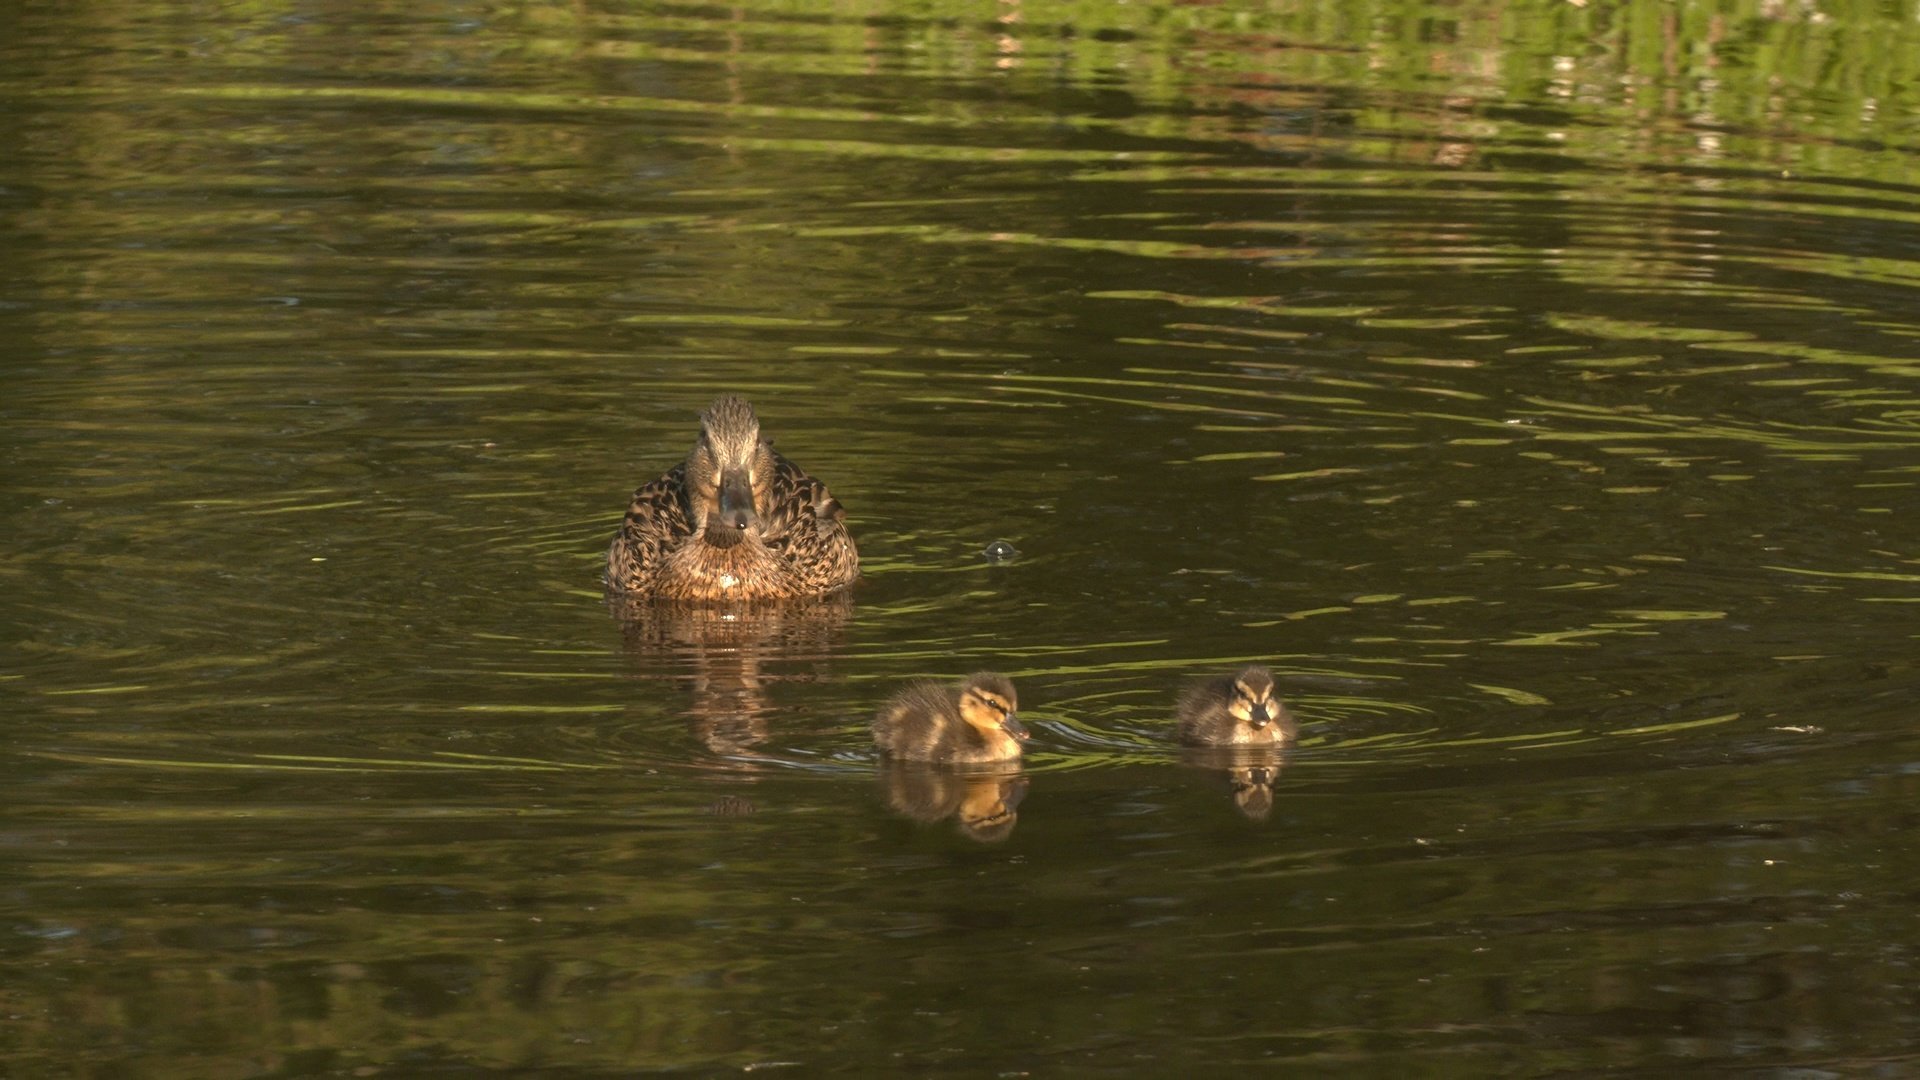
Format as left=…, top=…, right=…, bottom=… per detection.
left=1176, top=664, right=1297, bottom=747
left=872, top=672, right=1028, bottom=764
left=607, top=395, right=859, bottom=602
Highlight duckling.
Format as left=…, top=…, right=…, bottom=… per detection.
left=872, top=672, right=1028, bottom=764
left=1176, top=664, right=1297, bottom=747
left=607, top=395, right=859, bottom=602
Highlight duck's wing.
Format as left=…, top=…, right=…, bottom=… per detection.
left=607, top=465, right=693, bottom=591
left=758, top=451, right=845, bottom=540
left=760, top=450, right=859, bottom=590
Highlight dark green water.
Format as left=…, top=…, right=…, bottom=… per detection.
left=6, top=0, right=1920, bottom=1073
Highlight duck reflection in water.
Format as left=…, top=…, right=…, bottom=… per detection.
left=1180, top=746, right=1290, bottom=821
left=1177, top=665, right=1297, bottom=821
left=879, top=762, right=1028, bottom=842
left=613, top=592, right=852, bottom=763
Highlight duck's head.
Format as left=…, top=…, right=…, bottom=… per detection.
left=959, top=672, right=1026, bottom=742
left=685, top=395, right=776, bottom=547
left=1227, top=666, right=1281, bottom=730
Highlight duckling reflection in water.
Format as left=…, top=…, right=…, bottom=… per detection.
left=872, top=673, right=1028, bottom=764
left=1176, top=664, right=1297, bottom=747
left=880, top=762, right=1028, bottom=842
left=607, top=395, right=859, bottom=602
left=1180, top=747, right=1289, bottom=822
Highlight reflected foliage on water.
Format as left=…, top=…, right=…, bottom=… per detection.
left=5, top=0, right=1920, bottom=1073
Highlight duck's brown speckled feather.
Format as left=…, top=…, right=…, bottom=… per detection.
left=754, top=451, right=857, bottom=591
left=760, top=453, right=844, bottom=542
left=607, top=464, right=694, bottom=592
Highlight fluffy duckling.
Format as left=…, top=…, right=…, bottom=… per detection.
left=607, top=395, right=859, bottom=602
left=1176, top=665, right=1297, bottom=747
left=872, top=673, right=1028, bottom=764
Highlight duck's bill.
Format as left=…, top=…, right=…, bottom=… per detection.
left=1000, top=714, right=1030, bottom=741
left=718, top=469, right=758, bottom=531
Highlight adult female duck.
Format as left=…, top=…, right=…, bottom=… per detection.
left=607, top=396, right=859, bottom=601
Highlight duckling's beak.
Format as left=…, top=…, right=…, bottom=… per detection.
left=1248, top=702, right=1272, bottom=729
left=717, top=470, right=758, bottom=532
left=1000, top=712, right=1030, bottom=741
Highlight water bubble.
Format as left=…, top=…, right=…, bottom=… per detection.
left=983, top=540, right=1019, bottom=563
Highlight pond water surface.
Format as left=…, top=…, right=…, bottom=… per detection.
left=6, top=0, right=1920, bottom=1074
